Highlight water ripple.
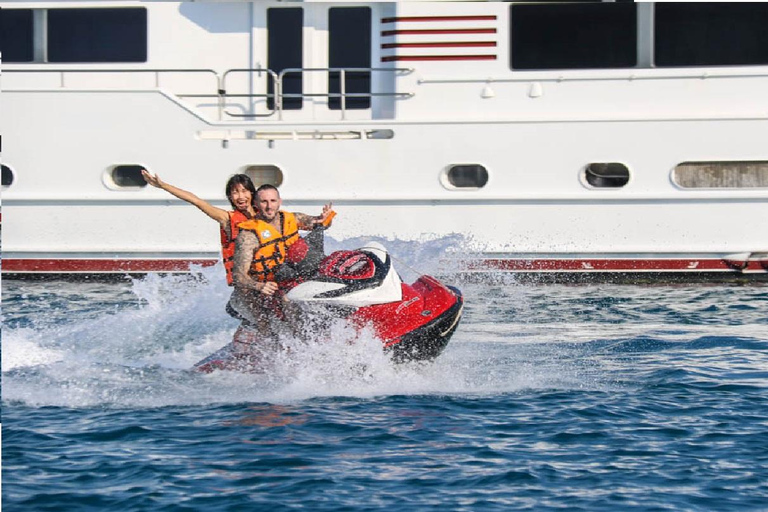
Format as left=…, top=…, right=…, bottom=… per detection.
left=3, top=272, right=768, bottom=510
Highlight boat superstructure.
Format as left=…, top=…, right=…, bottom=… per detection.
left=2, top=1, right=768, bottom=278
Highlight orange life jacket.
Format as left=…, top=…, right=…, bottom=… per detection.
left=237, top=211, right=299, bottom=282
left=220, top=210, right=250, bottom=286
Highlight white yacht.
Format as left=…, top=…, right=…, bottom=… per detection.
left=2, top=1, right=767, bottom=278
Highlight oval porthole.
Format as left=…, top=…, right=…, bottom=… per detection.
left=673, top=161, right=768, bottom=189
left=443, top=164, right=489, bottom=189
left=108, top=165, right=148, bottom=188
left=584, top=163, right=630, bottom=188
left=243, top=165, right=284, bottom=188
left=2, top=164, right=14, bottom=188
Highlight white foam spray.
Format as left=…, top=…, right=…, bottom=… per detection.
left=11, top=236, right=749, bottom=408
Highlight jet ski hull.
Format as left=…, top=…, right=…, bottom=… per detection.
left=193, top=242, right=463, bottom=372
left=385, top=286, right=463, bottom=363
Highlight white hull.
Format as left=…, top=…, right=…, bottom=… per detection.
left=2, top=1, right=768, bottom=277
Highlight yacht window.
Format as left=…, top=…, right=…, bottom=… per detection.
left=655, top=4, right=768, bottom=67
left=329, top=7, right=372, bottom=110
left=2, top=165, right=15, bottom=187
left=243, top=165, right=284, bottom=188
left=510, top=3, right=636, bottom=70
left=110, top=165, right=147, bottom=188
left=673, top=162, right=768, bottom=189
left=47, top=8, right=147, bottom=63
left=267, top=8, right=304, bottom=110
left=584, top=163, right=630, bottom=188
left=444, top=165, right=489, bottom=189
left=1, top=9, right=34, bottom=62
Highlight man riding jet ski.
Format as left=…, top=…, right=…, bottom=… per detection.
left=194, top=226, right=464, bottom=373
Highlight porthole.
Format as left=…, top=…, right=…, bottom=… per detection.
left=442, top=164, right=489, bottom=190
left=107, top=165, right=147, bottom=189
left=673, top=161, right=768, bottom=189
left=243, top=165, right=284, bottom=188
left=2, top=164, right=15, bottom=188
left=583, top=163, right=630, bottom=188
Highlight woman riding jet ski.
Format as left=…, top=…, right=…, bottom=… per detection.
left=194, top=228, right=464, bottom=373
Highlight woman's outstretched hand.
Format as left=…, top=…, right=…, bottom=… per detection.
left=141, top=169, right=164, bottom=189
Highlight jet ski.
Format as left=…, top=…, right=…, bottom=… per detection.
left=194, top=236, right=463, bottom=373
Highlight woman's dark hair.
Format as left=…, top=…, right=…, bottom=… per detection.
left=225, top=174, right=257, bottom=209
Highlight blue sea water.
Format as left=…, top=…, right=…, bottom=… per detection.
left=3, top=241, right=768, bottom=511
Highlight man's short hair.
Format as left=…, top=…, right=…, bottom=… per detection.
left=256, top=184, right=280, bottom=197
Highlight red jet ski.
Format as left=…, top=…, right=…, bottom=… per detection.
left=194, top=239, right=463, bottom=373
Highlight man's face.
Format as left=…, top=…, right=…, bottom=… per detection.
left=256, top=189, right=281, bottom=221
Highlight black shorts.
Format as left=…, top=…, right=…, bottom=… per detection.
left=225, top=301, right=257, bottom=328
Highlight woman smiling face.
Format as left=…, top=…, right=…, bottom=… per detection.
left=228, top=183, right=254, bottom=214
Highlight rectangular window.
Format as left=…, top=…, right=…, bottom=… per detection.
left=1, top=9, right=34, bottom=62
left=329, top=7, right=371, bottom=110
left=674, top=162, right=768, bottom=189
left=47, top=8, right=147, bottom=63
left=655, top=4, right=768, bottom=67
left=267, top=8, right=304, bottom=110
left=510, top=3, right=636, bottom=70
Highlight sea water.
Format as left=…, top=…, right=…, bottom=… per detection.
left=3, top=238, right=768, bottom=511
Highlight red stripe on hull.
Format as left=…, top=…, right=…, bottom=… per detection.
left=382, top=55, right=497, bottom=62
left=382, top=29, right=496, bottom=36
left=2, top=259, right=218, bottom=273
left=382, top=16, right=497, bottom=23
left=382, top=41, right=497, bottom=49
left=458, top=259, right=768, bottom=273
left=4, top=258, right=766, bottom=275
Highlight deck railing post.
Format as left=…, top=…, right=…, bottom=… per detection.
left=340, top=69, right=347, bottom=120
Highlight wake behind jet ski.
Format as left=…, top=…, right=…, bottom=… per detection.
left=194, top=233, right=463, bottom=373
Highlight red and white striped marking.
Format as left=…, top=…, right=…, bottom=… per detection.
left=454, top=258, right=768, bottom=274
left=381, top=15, right=498, bottom=63
left=2, top=258, right=218, bottom=274
left=3, top=257, right=767, bottom=275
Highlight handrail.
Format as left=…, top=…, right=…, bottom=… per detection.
left=222, top=67, right=413, bottom=120
left=3, top=67, right=221, bottom=89
left=221, top=68, right=281, bottom=118
left=5, top=67, right=228, bottom=119
left=5, top=66, right=415, bottom=121
left=279, top=67, right=413, bottom=120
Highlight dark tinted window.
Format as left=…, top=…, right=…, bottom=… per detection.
left=584, top=163, right=629, bottom=188
left=655, top=3, right=768, bottom=67
left=112, top=165, right=147, bottom=188
left=329, top=7, right=371, bottom=110
left=511, top=3, right=636, bottom=70
left=447, top=165, right=489, bottom=189
left=268, top=8, right=303, bottom=110
left=48, top=8, right=147, bottom=63
left=1, top=9, right=34, bottom=62
left=2, top=165, right=14, bottom=187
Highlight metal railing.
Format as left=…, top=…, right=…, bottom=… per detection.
left=3, top=67, right=221, bottom=90
left=221, top=67, right=414, bottom=120
left=4, top=66, right=414, bottom=121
